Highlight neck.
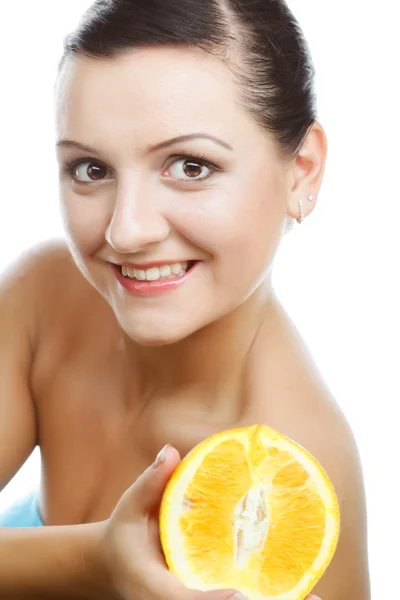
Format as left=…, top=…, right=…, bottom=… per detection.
left=121, top=280, right=278, bottom=419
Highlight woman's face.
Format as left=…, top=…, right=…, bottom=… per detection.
left=55, top=46, right=291, bottom=345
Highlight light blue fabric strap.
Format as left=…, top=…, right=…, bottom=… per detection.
left=0, top=491, right=43, bottom=527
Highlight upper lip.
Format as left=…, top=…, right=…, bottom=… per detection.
left=112, top=259, right=196, bottom=270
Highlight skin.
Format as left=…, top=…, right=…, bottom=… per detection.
left=0, top=45, right=370, bottom=599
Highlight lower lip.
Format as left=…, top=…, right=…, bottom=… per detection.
left=111, top=262, right=199, bottom=296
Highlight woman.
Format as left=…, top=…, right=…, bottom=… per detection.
left=0, top=0, right=370, bottom=598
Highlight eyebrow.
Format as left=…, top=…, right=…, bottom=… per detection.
left=55, top=133, right=234, bottom=154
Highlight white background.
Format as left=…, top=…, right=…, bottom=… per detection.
left=0, top=1, right=398, bottom=597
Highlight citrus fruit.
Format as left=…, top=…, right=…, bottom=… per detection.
left=159, top=424, right=340, bottom=600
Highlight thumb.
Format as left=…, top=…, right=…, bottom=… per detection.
left=127, top=444, right=181, bottom=517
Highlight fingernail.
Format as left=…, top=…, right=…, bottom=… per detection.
left=232, top=594, right=249, bottom=600
left=307, top=596, right=321, bottom=600
left=153, top=444, right=171, bottom=469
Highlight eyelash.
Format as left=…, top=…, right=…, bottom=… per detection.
left=61, top=153, right=220, bottom=185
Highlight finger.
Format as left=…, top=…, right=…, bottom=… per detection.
left=153, top=570, right=320, bottom=600
left=190, top=590, right=246, bottom=600
left=148, top=567, right=244, bottom=600
left=129, top=444, right=181, bottom=517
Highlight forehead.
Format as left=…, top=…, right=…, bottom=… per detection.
left=55, top=46, right=246, bottom=144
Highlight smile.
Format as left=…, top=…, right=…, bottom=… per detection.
left=118, top=260, right=195, bottom=281
left=111, top=260, right=199, bottom=296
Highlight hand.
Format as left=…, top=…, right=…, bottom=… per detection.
left=94, top=444, right=322, bottom=600
left=93, top=444, right=239, bottom=600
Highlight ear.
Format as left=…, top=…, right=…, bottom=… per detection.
left=286, top=121, right=328, bottom=222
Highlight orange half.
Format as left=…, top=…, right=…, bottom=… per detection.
left=160, top=425, right=340, bottom=600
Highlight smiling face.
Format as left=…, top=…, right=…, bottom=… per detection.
left=55, top=45, right=292, bottom=345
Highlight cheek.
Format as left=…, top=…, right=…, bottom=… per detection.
left=217, top=195, right=283, bottom=295
left=173, top=175, right=285, bottom=275
left=60, top=191, right=109, bottom=255
left=230, top=190, right=283, bottom=260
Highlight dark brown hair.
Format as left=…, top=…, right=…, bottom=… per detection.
left=60, top=0, right=318, bottom=162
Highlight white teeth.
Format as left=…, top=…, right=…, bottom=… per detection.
left=171, top=262, right=186, bottom=275
left=135, top=270, right=146, bottom=281
left=145, top=267, right=160, bottom=281
left=120, top=261, right=191, bottom=281
left=159, top=264, right=172, bottom=277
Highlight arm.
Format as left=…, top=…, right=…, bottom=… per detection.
left=0, top=245, right=103, bottom=598
left=0, top=239, right=74, bottom=490
left=0, top=523, right=104, bottom=599
left=0, top=249, right=38, bottom=492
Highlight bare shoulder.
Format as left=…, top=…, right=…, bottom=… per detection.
left=0, top=239, right=72, bottom=332
left=2, top=238, right=101, bottom=319
left=10, top=238, right=84, bottom=291
left=0, top=238, right=108, bottom=359
left=1, top=238, right=71, bottom=274
left=1, top=238, right=77, bottom=298
left=311, top=398, right=369, bottom=599
left=280, top=390, right=371, bottom=600
left=253, top=296, right=371, bottom=599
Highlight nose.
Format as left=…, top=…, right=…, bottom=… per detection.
left=105, top=181, right=170, bottom=253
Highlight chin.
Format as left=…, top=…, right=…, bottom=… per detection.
left=116, top=314, right=203, bottom=347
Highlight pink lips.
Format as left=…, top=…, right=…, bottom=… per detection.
left=111, top=261, right=199, bottom=296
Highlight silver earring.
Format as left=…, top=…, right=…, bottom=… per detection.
left=297, top=195, right=314, bottom=224
left=297, top=198, right=305, bottom=224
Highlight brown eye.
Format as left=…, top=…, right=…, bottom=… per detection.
left=182, top=161, right=203, bottom=178
left=165, top=157, right=214, bottom=182
left=85, top=163, right=108, bottom=180
left=67, top=160, right=112, bottom=183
